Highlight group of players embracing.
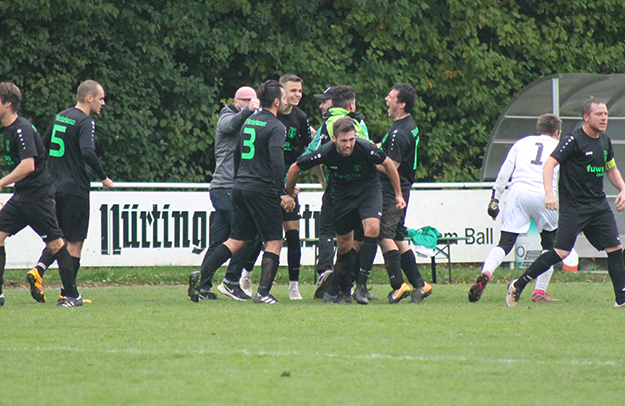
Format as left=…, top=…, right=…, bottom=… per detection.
left=188, top=77, right=432, bottom=305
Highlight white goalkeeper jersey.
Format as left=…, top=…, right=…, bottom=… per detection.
left=493, top=134, right=559, bottom=201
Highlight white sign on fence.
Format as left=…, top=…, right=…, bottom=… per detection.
left=1, top=185, right=517, bottom=269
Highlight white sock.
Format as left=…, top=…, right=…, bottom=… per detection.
left=241, top=270, right=252, bottom=279
left=482, top=247, right=506, bottom=277
left=535, top=266, right=553, bottom=292
left=289, top=281, right=298, bottom=290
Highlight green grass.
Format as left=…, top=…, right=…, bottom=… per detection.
left=0, top=263, right=613, bottom=288
left=1, top=272, right=625, bottom=406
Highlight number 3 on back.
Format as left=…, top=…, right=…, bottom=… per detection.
left=242, top=127, right=256, bottom=160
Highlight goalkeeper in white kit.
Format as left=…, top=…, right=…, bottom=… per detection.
left=469, top=114, right=562, bottom=303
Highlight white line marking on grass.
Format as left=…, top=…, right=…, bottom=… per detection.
left=0, top=346, right=618, bottom=367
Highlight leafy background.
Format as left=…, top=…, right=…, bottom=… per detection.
left=2, top=0, right=625, bottom=182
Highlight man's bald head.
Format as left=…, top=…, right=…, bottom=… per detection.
left=234, top=86, right=258, bottom=111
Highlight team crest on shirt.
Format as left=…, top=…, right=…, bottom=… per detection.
left=288, top=127, right=297, bottom=139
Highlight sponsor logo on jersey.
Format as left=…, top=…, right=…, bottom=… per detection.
left=55, top=115, right=76, bottom=126
left=244, top=119, right=267, bottom=127
left=587, top=165, right=605, bottom=177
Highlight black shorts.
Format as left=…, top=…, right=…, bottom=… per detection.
left=379, top=188, right=410, bottom=240
left=317, top=189, right=336, bottom=237
left=55, top=192, right=90, bottom=242
left=0, top=195, right=63, bottom=242
left=556, top=208, right=620, bottom=251
left=230, top=189, right=283, bottom=242
left=281, top=197, right=301, bottom=222
left=332, top=185, right=383, bottom=236
left=353, top=222, right=365, bottom=242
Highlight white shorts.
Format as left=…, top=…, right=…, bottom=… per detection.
left=500, top=189, right=557, bottom=234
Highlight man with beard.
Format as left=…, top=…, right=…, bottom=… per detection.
left=286, top=118, right=405, bottom=305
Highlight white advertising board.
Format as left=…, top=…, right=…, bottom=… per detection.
left=1, top=186, right=517, bottom=269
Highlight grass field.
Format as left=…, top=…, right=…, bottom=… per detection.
left=1, top=266, right=624, bottom=406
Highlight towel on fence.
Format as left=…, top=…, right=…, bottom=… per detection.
left=407, top=226, right=442, bottom=257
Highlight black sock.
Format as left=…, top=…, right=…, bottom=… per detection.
left=36, top=247, right=55, bottom=277
left=0, top=245, right=5, bottom=295
left=258, top=251, right=279, bottom=296
left=332, top=250, right=356, bottom=294
left=244, top=240, right=263, bottom=272
left=357, top=237, right=377, bottom=286
left=607, top=250, right=625, bottom=304
left=383, top=250, right=404, bottom=290
left=61, top=255, right=80, bottom=298
left=401, top=249, right=423, bottom=288
left=351, top=248, right=360, bottom=285
left=55, top=245, right=79, bottom=298
left=516, top=250, right=561, bottom=291
left=72, top=256, right=81, bottom=280
left=285, top=229, right=301, bottom=282
left=198, top=244, right=232, bottom=292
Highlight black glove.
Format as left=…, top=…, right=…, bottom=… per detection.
left=487, top=198, right=500, bottom=220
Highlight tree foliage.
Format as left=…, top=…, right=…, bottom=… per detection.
left=2, top=0, right=625, bottom=182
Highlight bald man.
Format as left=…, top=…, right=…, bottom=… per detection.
left=188, top=86, right=261, bottom=301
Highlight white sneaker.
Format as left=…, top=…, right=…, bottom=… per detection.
left=239, top=274, right=252, bottom=297
left=289, top=285, right=302, bottom=300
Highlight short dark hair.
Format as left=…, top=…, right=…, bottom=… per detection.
left=77, top=80, right=102, bottom=103
left=331, top=85, right=356, bottom=109
left=0, top=82, right=22, bottom=113
left=391, top=83, right=417, bottom=113
left=257, top=80, right=283, bottom=108
left=332, top=117, right=355, bottom=137
left=279, top=74, right=302, bottom=86
left=536, top=114, right=561, bottom=135
left=582, top=97, right=606, bottom=117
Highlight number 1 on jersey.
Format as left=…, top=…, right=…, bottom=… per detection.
left=530, top=142, right=544, bottom=166
left=242, top=127, right=256, bottom=159
left=50, top=124, right=66, bottom=157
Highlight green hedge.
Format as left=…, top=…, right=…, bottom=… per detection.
left=2, top=0, right=625, bottom=182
